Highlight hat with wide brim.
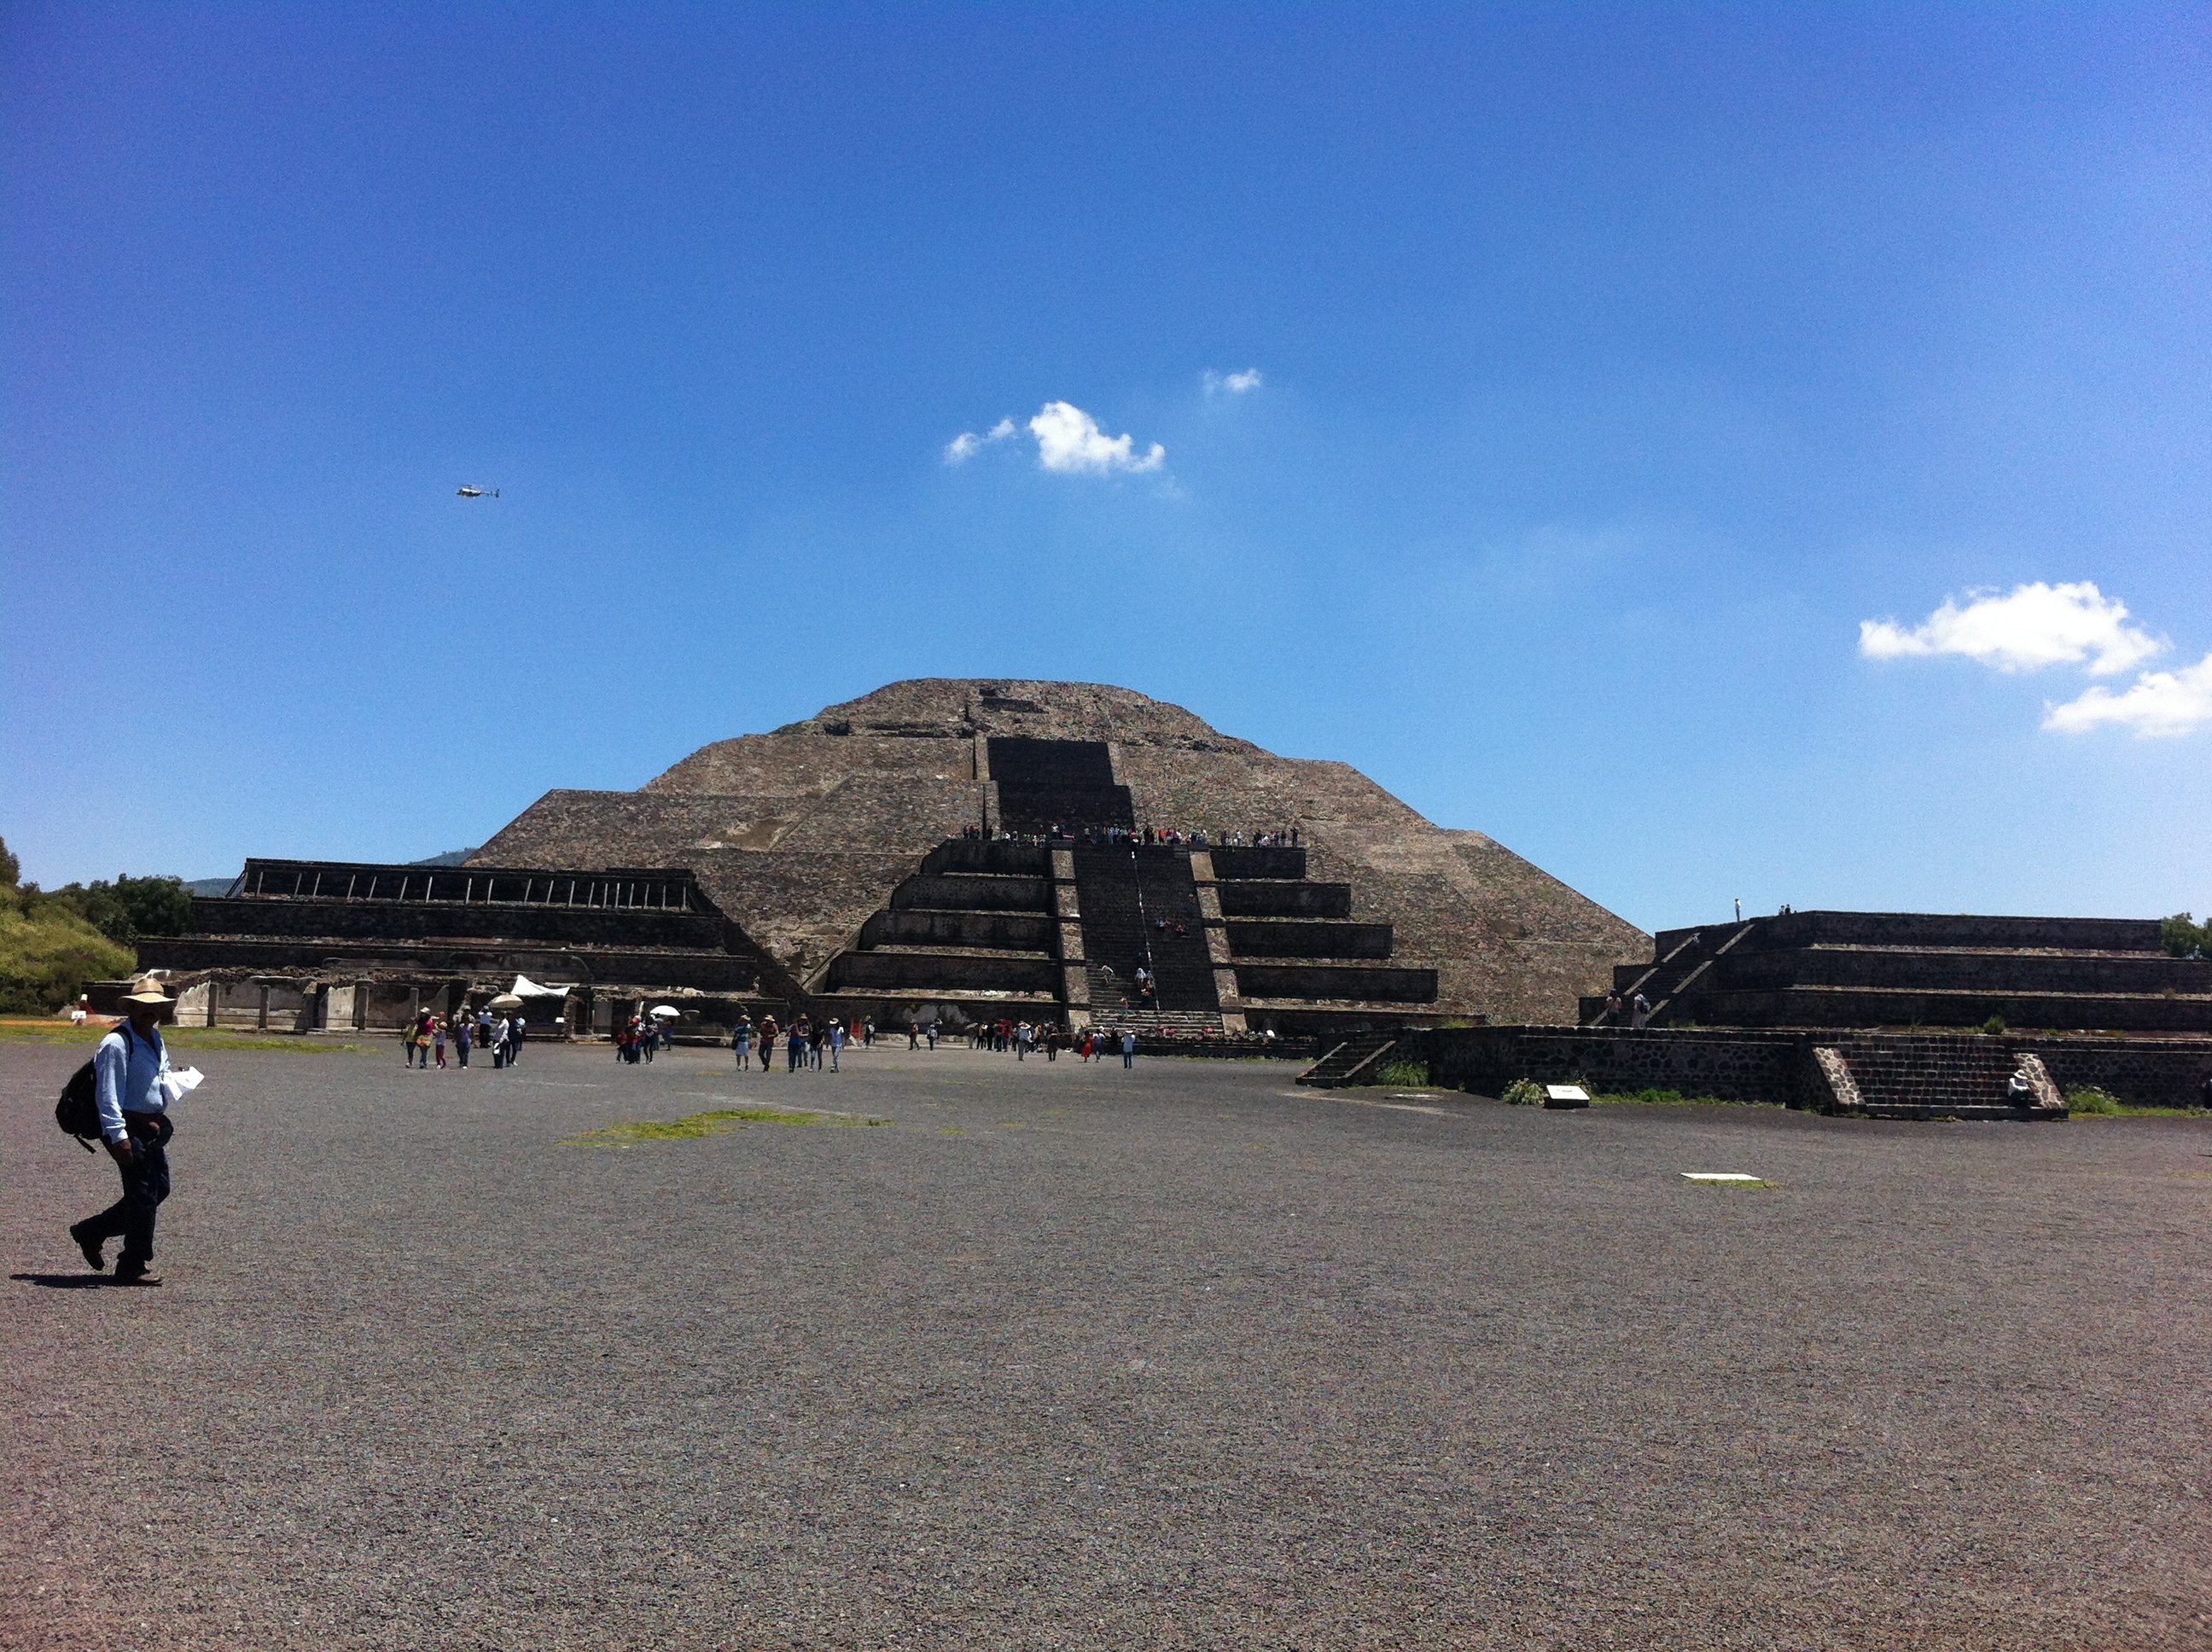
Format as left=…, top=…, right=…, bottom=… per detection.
left=119, top=975, right=175, bottom=1007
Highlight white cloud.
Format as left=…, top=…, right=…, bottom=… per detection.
left=2044, top=652, right=2212, bottom=737
left=1027, top=401, right=1164, bottom=474
left=944, top=417, right=1016, bottom=464
left=1203, top=368, right=1264, bottom=395
left=1858, top=581, right=2164, bottom=676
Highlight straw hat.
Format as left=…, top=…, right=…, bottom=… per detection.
left=119, top=974, right=175, bottom=1007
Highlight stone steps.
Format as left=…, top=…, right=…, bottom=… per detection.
left=1297, top=1032, right=1400, bottom=1088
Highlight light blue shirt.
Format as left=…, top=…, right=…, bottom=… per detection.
left=94, top=1024, right=170, bottom=1143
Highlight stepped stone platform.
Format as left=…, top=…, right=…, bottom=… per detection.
left=1586, top=910, right=2212, bottom=1035
left=135, top=859, right=770, bottom=1034
left=470, top=679, right=1646, bottom=1032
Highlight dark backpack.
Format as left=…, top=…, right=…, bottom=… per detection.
left=56, top=1054, right=102, bottom=1150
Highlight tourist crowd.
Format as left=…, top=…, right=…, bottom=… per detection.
left=400, top=1007, right=529, bottom=1069
left=958, top=823, right=1303, bottom=848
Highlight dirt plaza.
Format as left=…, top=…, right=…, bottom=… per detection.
left=4, top=1036, right=2209, bottom=1650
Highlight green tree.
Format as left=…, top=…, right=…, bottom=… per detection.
left=2163, top=913, right=2209, bottom=959
left=21, top=873, right=192, bottom=944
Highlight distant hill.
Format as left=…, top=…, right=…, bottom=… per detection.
left=185, top=847, right=477, bottom=898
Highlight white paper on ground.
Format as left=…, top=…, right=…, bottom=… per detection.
left=160, top=1067, right=205, bottom=1105
left=1682, top=1172, right=1762, bottom=1183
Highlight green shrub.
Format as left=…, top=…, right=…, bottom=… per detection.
left=1500, top=1078, right=1547, bottom=1107
left=1373, top=1059, right=1429, bottom=1087
left=2064, top=1086, right=2123, bottom=1115
left=1980, top=1015, right=2009, bottom=1036
left=0, top=903, right=135, bottom=1014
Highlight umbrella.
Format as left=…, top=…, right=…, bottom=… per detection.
left=487, top=993, right=524, bottom=1011
left=649, top=1005, right=683, bottom=1020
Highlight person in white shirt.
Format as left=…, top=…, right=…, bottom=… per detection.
left=69, top=976, right=178, bottom=1284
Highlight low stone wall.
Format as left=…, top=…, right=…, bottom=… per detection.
left=1405, top=1027, right=1816, bottom=1105
left=1400, top=1026, right=2212, bottom=1109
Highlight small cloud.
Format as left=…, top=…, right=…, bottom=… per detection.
left=1859, top=581, right=2163, bottom=677
left=2044, top=652, right=2212, bottom=737
left=1203, top=368, right=1264, bottom=395
left=1027, top=401, right=1164, bottom=474
left=944, top=417, right=1016, bottom=464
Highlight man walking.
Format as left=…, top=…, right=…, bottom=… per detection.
left=828, top=1019, right=845, bottom=1072
left=69, top=976, right=178, bottom=1285
left=1121, top=1028, right=1136, bottom=1069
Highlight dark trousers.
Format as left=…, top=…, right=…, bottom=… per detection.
left=74, top=1127, right=171, bottom=1274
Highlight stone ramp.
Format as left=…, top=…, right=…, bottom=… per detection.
left=1297, top=1032, right=1400, bottom=1088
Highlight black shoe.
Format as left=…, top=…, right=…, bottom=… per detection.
left=111, top=1270, right=162, bottom=1287
left=71, top=1227, right=105, bottom=1272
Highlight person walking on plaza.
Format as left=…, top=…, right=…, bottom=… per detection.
left=491, top=1014, right=510, bottom=1068
left=403, top=1015, right=421, bottom=1067
left=828, top=1019, right=845, bottom=1072
left=432, top=1015, right=448, bottom=1069
left=758, top=1016, right=779, bottom=1073
left=68, top=976, right=179, bottom=1285
left=1120, top=1028, right=1136, bottom=1068
left=788, top=1018, right=808, bottom=1073
left=509, top=1016, right=527, bottom=1067
left=809, top=1021, right=827, bottom=1069
left=454, top=1012, right=472, bottom=1067
left=732, top=1014, right=754, bottom=1070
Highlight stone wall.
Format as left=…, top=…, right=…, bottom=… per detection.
left=1402, top=1026, right=2212, bottom=1109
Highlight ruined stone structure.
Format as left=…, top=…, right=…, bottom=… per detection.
left=1587, top=910, right=2212, bottom=1034
left=470, top=679, right=1648, bottom=1034
left=136, top=858, right=766, bottom=1035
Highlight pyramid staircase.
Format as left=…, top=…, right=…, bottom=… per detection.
left=1073, top=843, right=1224, bottom=1035
left=1582, top=922, right=1755, bottom=1025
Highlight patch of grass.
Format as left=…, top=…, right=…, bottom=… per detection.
left=564, top=1106, right=891, bottom=1145
left=2064, top=1086, right=2203, bottom=1119
left=1592, top=1087, right=1764, bottom=1108
left=0, top=1019, right=363, bottom=1053
left=1371, top=1059, right=1429, bottom=1087
left=1980, top=1015, right=2009, bottom=1036
left=1499, top=1078, right=1546, bottom=1107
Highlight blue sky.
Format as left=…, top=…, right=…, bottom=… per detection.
left=4, top=4, right=2207, bottom=932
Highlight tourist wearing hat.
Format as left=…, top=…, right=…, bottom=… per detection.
left=68, top=974, right=178, bottom=1284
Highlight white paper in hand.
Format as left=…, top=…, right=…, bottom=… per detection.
left=160, top=1067, right=206, bottom=1106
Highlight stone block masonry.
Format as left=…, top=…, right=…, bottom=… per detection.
left=470, top=680, right=1648, bottom=1027
left=1401, top=1025, right=2212, bottom=1114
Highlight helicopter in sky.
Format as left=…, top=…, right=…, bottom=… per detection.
left=456, top=485, right=500, bottom=498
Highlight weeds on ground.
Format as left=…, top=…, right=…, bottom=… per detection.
left=1499, top=1078, right=1547, bottom=1107
left=1371, top=1060, right=1430, bottom=1087
left=565, top=1107, right=891, bottom=1145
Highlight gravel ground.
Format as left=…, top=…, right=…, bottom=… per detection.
left=3, top=1035, right=2209, bottom=1650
